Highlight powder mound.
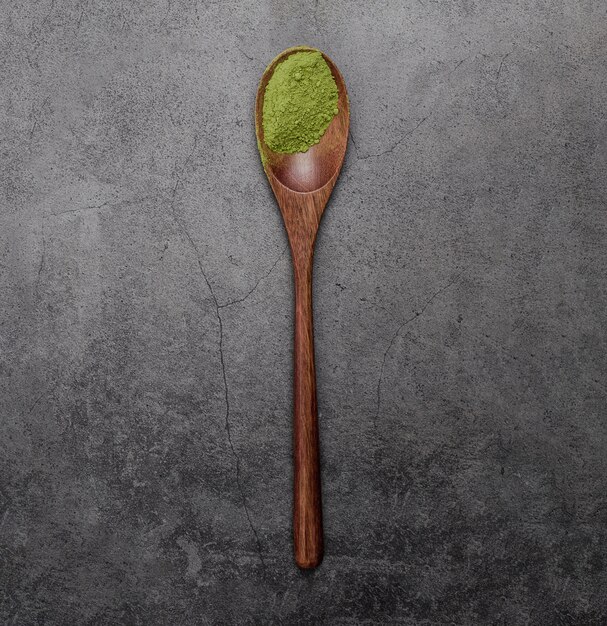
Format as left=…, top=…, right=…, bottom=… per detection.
left=262, top=50, right=339, bottom=154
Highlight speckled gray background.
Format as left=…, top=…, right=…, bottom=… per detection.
left=1, top=0, right=606, bottom=624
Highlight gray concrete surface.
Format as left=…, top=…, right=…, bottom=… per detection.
left=1, top=0, right=606, bottom=623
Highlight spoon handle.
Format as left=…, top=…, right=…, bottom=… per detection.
left=292, top=255, right=323, bottom=569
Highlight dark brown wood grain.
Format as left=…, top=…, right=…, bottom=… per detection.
left=255, top=47, right=349, bottom=569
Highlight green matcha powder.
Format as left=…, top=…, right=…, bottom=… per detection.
left=262, top=50, right=339, bottom=154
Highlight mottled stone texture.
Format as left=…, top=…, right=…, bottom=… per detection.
left=1, top=0, right=606, bottom=624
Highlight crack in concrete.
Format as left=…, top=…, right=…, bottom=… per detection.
left=29, top=120, right=39, bottom=140
left=218, top=245, right=288, bottom=309
left=495, top=51, right=511, bottom=89
left=447, top=56, right=469, bottom=75
left=27, top=392, right=45, bottom=415
left=29, top=96, right=50, bottom=140
left=215, top=310, right=266, bottom=569
left=237, top=45, right=254, bottom=62
left=46, top=195, right=156, bottom=219
left=168, top=139, right=266, bottom=569
left=49, top=202, right=110, bottom=218
left=374, top=271, right=465, bottom=427
left=354, top=116, right=429, bottom=160
left=360, top=297, right=397, bottom=322
left=40, top=0, right=55, bottom=29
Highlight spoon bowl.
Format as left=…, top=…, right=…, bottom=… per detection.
left=256, top=46, right=350, bottom=193
left=256, top=47, right=349, bottom=569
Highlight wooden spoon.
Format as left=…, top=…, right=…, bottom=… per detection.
left=255, top=46, right=349, bottom=569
